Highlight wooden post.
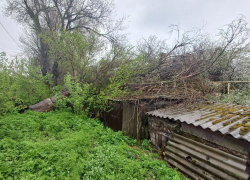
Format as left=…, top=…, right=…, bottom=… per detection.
left=136, top=100, right=139, bottom=144
left=227, top=82, right=231, bottom=95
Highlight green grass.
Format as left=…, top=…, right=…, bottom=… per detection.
left=0, top=110, right=185, bottom=180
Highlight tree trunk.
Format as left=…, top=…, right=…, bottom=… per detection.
left=28, top=91, right=70, bottom=112
left=29, top=98, right=54, bottom=112
left=52, top=61, right=59, bottom=86
left=40, top=39, right=50, bottom=76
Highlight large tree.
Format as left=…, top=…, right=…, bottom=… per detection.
left=5, top=0, right=126, bottom=84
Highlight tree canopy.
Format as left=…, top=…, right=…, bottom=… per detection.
left=5, top=0, right=126, bottom=84
left=1, top=2, right=250, bottom=114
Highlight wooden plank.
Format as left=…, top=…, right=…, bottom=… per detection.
left=212, top=81, right=250, bottom=83
left=122, top=101, right=137, bottom=138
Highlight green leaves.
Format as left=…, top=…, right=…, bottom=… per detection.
left=56, top=74, right=109, bottom=116
left=42, top=30, right=101, bottom=84
left=0, top=55, right=52, bottom=115
left=0, top=111, right=186, bottom=179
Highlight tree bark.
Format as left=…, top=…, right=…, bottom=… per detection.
left=29, top=98, right=54, bottom=112
left=28, top=91, right=70, bottom=112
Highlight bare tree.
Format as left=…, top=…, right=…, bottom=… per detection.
left=136, top=35, right=168, bottom=66
left=159, top=16, right=250, bottom=82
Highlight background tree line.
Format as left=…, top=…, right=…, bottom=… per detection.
left=1, top=0, right=250, bottom=115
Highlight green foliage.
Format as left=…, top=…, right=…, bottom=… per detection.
left=53, top=51, right=146, bottom=115
left=218, top=88, right=250, bottom=106
left=0, top=110, right=186, bottom=179
left=0, top=54, right=52, bottom=115
left=43, top=30, right=103, bottom=85
left=107, top=55, right=144, bottom=98
left=42, top=29, right=146, bottom=100
left=55, top=74, right=109, bottom=115
left=206, top=83, right=250, bottom=106
left=141, top=139, right=154, bottom=151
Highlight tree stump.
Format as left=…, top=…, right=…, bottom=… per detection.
left=29, top=98, right=54, bottom=112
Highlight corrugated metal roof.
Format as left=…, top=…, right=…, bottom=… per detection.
left=147, top=103, right=250, bottom=142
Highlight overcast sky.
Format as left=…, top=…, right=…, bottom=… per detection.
left=0, top=0, right=250, bottom=57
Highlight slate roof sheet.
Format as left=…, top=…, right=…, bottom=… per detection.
left=147, top=103, right=250, bottom=142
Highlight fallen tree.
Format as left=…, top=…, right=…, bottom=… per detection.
left=27, top=91, right=70, bottom=113
left=29, top=98, right=54, bottom=112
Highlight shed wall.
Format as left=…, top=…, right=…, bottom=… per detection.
left=148, top=116, right=250, bottom=179
left=104, top=101, right=123, bottom=132
left=182, top=122, right=250, bottom=157
left=165, top=134, right=249, bottom=180
left=122, top=102, right=137, bottom=138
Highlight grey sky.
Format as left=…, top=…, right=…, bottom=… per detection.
left=0, top=0, right=250, bottom=57
left=0, top=1, right=23, bottom=58
left=114, top=0, right=250, bottom=44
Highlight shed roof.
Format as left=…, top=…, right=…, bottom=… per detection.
left=147, top=102, right=250, bottom=142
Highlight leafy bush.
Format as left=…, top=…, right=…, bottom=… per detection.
left=219, top=88, right=250, bottom=106
left=54, top=74, right=109, bottom=116
left=106, top=55, right=145, bottom=98
left=0, top=54, right=52, bottom=115
left=57, top=57, right=144, bottom=115
left=0, top=110, right=186, bottom=179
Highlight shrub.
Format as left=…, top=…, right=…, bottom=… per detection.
left=0, top=55, right=52, bottom=115
left=54, top=74, right=109, bottom=116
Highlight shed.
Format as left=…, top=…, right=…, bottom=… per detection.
left=102, top=96, right=182, bottom=139
left=147, top=102, right=250, bottom=180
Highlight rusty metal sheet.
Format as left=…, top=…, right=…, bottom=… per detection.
left=147, top=103, right=250, bottom=142
left=104, top=101, right=123, bottom=132
left=165, top=134, right=249, bottom=180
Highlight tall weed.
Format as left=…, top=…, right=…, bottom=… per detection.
left=0, top=110, right=186, bottom=179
